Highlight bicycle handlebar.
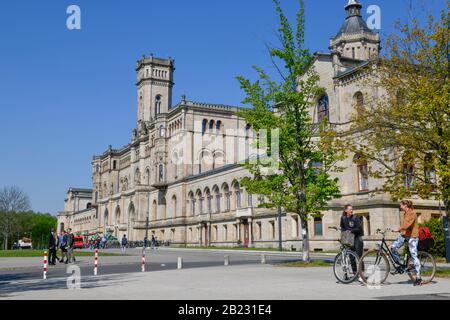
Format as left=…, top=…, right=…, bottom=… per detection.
left=376, top=228, right=392, bottom=235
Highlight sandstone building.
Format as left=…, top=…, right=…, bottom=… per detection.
left=57, top=0, right=443, bottom=251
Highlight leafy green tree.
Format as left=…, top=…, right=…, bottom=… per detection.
left=420, top=218, right=445, bottom=258
left=0, top=186, right=31, bottom=250
left=236, top=0, right=345, bottom=261
left=344, top=4, right=449, bottom=215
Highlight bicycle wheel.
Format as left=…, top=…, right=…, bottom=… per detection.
left=407, top=251, right=436, bottom=284
left=359, top=250, right=390, bottom=285
left=333, top=251, right=359, bottom=284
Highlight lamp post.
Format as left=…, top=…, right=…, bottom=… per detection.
left=278, top=206, right=282, bottom=252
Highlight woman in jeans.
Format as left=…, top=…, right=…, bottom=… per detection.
left=391, top=200, right=422, bottom=286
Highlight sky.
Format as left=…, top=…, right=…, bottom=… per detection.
left=0, top=0, right=445, bottom=215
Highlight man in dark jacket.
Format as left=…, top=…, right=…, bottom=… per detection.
left=341, top=204, right=364, bottom=276
left=66, top=228, right=75, bottom=264
left=48, top=229, right=57, bottom=265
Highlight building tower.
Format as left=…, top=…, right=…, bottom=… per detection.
left=135, top=55, right=175, bottom=125
left=330, top=0, right=380, bottom=74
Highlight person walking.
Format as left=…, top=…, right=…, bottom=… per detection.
left=340, top=204, right=364, bottom=280
left=48, top=229, right=57, bottom=265
left=121, top=234, right=128, bottom=254
left=150, top=235, right=155, bottom=250
left=66, top=228, right=75, bottom=264
left=391, top=200, right=422, bottom=286
left=59, top=231, right=68, bottom=263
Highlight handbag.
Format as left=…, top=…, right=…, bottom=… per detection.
left=341, top=230, right=355, bottom=247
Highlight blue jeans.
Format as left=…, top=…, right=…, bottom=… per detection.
left=391, top=236, right=421, bottom=276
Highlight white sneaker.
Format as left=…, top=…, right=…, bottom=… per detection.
left=358, top=276, right=364, bottom=283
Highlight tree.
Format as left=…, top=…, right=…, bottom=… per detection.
left=344, top=4, right=449, bottom=215
left=236, top=0, right=344, bottom=261
left=0, top=186, right=31, bottom=250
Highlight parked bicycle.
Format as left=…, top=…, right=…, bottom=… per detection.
left=329, top=226, right=360, bottom=284
left=358, top=228, right=436, bottom=285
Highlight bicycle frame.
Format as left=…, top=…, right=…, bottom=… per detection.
left=375, top=233, right=410, bottom=271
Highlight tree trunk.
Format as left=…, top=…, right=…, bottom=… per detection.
left=4, top=234, right=8, bottom=251
left=301, top=218, right=310, bottom=262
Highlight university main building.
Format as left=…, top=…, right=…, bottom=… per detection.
left=58, top=1, right=442, bottom=250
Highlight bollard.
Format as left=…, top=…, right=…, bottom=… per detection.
left=94, top=249, right=98, bottom=276
left=261, top=254, right=266, bottom=264
left=224, top=255, right=229, bottom=266
left=43, top=251, right=48, bottom=280
left=177, top=257, right=183, bottom=269
left=141, top=249, right=146, bottom=272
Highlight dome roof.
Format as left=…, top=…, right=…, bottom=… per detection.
left=335, top=16, right=373, bottom=37
left=334, top=0, right=375, bottom=38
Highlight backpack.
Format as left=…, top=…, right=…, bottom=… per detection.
left=419, top=227, right=432, bottom=241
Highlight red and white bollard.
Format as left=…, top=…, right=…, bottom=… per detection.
left=43, top=251, right=48, bottom=280
left=141, top=249, right=146, bottom=272
left=94, top=249, right=99, bottom=276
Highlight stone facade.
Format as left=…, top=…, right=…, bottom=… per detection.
left=57, top=0, right=443, bottom=251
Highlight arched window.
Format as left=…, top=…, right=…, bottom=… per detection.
left=155, top=95, right=162, bottom=116
left=317, top=94, right=329, bottom=122
left=115, top=207, right=121, bottom=225
left=145, top=168, right=150, bottom=185
left=354, top=92, right=364, bottom=117
left=128, top=203, right=135, bottom=226
left=196, top=190, right=203, bottom=215
left=222, top=183, right=230, bottom=212
left=216, top=121, right=222, bottom=135
left=232, top=181, right=241, bottom=209
left=403, top=164, right=415, bottom=189
left=171, top=195, right=177, bottom=218
left=212, top=185, right=220, bottom=213
left=188, top=192, right=195, bottom=216
left=204, top=188, right=211, bottom=214
left=159, top=164, right=164, bottom=182
left=159, top=125, right=165, bottom=138
left=104, top=209, right=109, bottom=226
left=354, top=154, right=369, bottom=192
left=135, top=168, right=141, bottom=185
left=202, top=119, right=208, bottom=135
left=209, top=120, right=215, bottom=133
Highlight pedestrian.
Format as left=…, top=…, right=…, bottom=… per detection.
left=144, top=236, right=148, bottom=249
left=340, top=204, right=364, bottom=281
left=59, top=231, right=68, bottom=263
left=48, top=229, right=57, bottom=265
left=121, top=234, right=128, bottom=254
left=66, top=228, right=75, bottom=264
left=391, top=200, right=422, bottom=286
left=101, top=235, right=107, bottom=249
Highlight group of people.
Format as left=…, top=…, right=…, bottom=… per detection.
left=341, top=200, right=422, bottom=286
left=48, top=228, right=76, bottom=265
left=87, top=235, right=108, bottom=249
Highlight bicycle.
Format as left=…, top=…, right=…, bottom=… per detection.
left=358, top=228, right=436, bottom=286
left=329, top=226, right=360, bottom=284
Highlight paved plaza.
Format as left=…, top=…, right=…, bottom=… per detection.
left=1, top=249, right=449, bottom=300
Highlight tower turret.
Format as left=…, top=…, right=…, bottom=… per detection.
left=135, top=55, right=175, bottom=124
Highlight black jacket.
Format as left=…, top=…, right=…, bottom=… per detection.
left=340, top=215, right=364, bottom=238
left=67, top=233, right=74, bottom=247
left=48, top=233, right=56, bottom=249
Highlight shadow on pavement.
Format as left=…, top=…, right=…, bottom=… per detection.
left=0, top=274, right=129, bottom=298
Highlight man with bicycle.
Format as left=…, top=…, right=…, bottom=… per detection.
left=391, top=200, right=422, bottom=286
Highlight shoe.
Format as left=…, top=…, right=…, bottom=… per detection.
left=65, top=261, right=68, bottom=264
left=358, top=276, right=364, bottom=283
left=413, top=278, right=422, bottom=286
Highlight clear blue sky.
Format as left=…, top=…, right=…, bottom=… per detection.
left=0, top=0, right=445, bottom=215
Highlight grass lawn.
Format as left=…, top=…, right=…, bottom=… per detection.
left=0, top=250, right=123, bottom=258
left=434, top=268, right=450, bottom=278
left=275, top=260, right=332, bottom=268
